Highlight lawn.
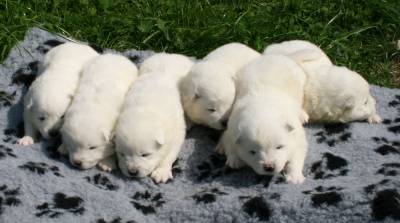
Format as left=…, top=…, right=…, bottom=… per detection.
left=0, top=0, right=399, bottom=87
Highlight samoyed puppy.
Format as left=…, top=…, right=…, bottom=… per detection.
left=115, top=53, right=193, bottom=183
left=263, top=40, right=381, bottom=123
left=302, top=65, right=381, bottom=123
left=180, top=43, right=260, bottom=130
left=59, top=54, right=138, bottom=170
left=219, top=55, right=308, bottom=184
left=18, top=43, right=98, bottom=146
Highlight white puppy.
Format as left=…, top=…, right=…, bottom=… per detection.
left=264, top=40, right=381, bottom=123
left=59, top=54, right=138, bottom=170
left=18, top=43, right=98, bottom=146
left=180, top=43, right=260, bottom=130
left=115, top=53, right=193, bottom=183
left=219, top=55, right=308, bottom=184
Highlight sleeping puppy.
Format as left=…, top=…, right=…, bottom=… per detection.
left=59, top=54, right=138, bottom=171
left=218, top=55, right=308, bottom=184
left=180, top=43, right=260, bottom=130
left=18, top=43, right=98, bottom=146
left=301, top=65, right=381, bottom=123
left=263, top=40, right=381, bottom=124
left=115, top=53, right=193, bottom=183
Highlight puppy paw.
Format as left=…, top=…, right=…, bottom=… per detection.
left=226, top=155, right=245, bottom=169
left=151, top=166, right=173, bottom=183
left=97, top=162, right=113, bottom=172
left=368, top=114, right=382, bottom=124
left=215, top=141, right=225, bottom=155
left=57, top=144, right=68, bottom=155
left=97, top=160, right=116, bottom=172
left=97, top=157, right=116, bottom=172
left=285, top=172, right=305, bottom=184
left=300, top=110, right=309, bottom=124
left=18, top=136, right=34, bottom=146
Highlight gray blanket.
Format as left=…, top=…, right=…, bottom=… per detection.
left=0, top=28, right=399, bottom=223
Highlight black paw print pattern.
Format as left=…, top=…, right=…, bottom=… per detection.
left=311, top=152, right=349, bottom=179
left=386, top=95, right=400, bottom=134
left=11, top=61, right=40, bottom=88
left=35, top=193, right=85, bottom=218
left=371, top=137, right=400, bottom=155
left=376, top=163, right=400, bottom=176
left=0, top=91, right=16, bottom=107
left=171, top=159, right=182, bottom=177
left=240, top=196, right=272, bottom=221
left=0, top=185, right=21, bottom=215
left=303, top=186, right=343, bottom=207
left=196, top=154, right=230, bottom=181
left=36, top=39, right=65, bottom=54
left=0, top=145, right=16, bottom=160
left=130, top=191, right=165, bottom=215
left=97, top=217, right=136, bottom=223
left=191, top=188, right=227, bottom=204
left=44, top=39, right=66, bottom=47
left=84, top=174, right=118, bottom=191
left=3, top=122, right=25, bottom=144
left=363, top=179, right=400, bottom=221
left=314, top=123, right=351, bottom=147
left=19, top=161, right=63, bottom=177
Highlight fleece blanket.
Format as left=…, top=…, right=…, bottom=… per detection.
left=0, top=28, right=399, bottom=223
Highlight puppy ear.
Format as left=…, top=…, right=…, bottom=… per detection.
left=155, top=131, right=165, bottom=148
left=285, top=123, right=294, bottom=132
left=341, top=96, right=355, bottom=111
left=235, top=135, right=244, bottom=145
left=67, top=93, right=74, bottom=100
left=102, top=131, right=112, bottom=142
left=25, top=97, right=33, bottom=110
left=289, top=49, right=321, bottom=64
left=233, top=124, right=243, bottom=145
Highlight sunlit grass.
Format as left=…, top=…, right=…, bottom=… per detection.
left=0, top=0, right=399, bottom=87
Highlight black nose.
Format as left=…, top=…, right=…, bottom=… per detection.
left=128, top=169, right=139, bottom=177
left=263, top=165, right=274, bottom=172
left=72, top=160, right=82, bottom=167
left=221, top=120, right=228, bottom=128
left=49, top=130, right=59, bottom=138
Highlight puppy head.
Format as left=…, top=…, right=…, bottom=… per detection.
left=61, top=120, right=114, bottom=169
left=326, top=66, right=377, bottom=122
left=180, top=61, right=236, bottom=130
left=234, top=115, right=299, bottom=175
left=116, top=118, right=166, bottom=178
left=25, top=90, right=72, bottom=139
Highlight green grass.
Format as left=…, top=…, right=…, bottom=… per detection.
left=1, top=0, right=399, bottom=87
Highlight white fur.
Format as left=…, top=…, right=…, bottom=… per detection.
left=264, top=40, right=381, bottom=123
left=60, top=54, right=138, bottom=170
left=220, top=55, right=308, bottom=184
left=18, top=43, right=98, bottom=146
left=115, top=53, right=193, bottom=183
left=180, top=43, right=260, bottom=130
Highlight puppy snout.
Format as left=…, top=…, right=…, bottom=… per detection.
left=263, top=163, right=275, bottom=172
left=49, top=130, right=59, bottom=138
left=128, top=168, right=139, bottom=177
left=221, top=120, right=228, bottom=128
left=72, top=158, right=82, bottom=167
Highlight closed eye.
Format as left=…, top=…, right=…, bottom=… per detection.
left=89, top=146, right=97, bottom=150
left=207, top=108, right=216, bottom=112
left=141, top=153, right=151, bottom=157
